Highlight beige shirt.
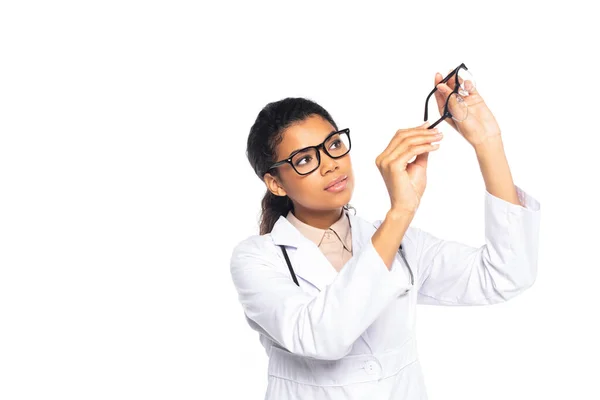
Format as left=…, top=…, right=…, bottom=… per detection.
left=285, top=209, right=353, bottom=272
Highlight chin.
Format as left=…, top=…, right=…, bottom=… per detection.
left=331, top=180, right=354, bottom=207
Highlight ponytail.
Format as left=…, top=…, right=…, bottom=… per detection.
left=259, top=190, right=293, bottom=235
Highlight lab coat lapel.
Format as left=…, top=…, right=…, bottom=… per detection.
left=270, top=215, right=336, bottom=291
left=347, top=211, right=373, bottom=255
left=270, top=211, right=375, bottom=292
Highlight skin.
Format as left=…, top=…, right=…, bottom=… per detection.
left=263, top=114, right=354, bottom=229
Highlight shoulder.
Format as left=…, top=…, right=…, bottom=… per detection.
left=230, top=232, right=281, bottom=271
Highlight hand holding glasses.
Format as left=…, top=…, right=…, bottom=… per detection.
left=424, top=63, right=476, bottom=130
left=424, top=63, right=502, bottom=148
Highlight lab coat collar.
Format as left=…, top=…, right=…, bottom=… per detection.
left=285, top=209, right=353, bottom=252
left=270, top=210, right=374, bottom=291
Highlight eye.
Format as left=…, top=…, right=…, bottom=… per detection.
left=329, top=139, right=341, bottom=149
left=295, top=155, right=312, bottom=166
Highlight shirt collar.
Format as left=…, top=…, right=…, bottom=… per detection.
left=285, top=208, right=352, bottom=252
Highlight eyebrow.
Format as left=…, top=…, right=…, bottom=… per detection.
left=286, top=129, right=337, bottom=159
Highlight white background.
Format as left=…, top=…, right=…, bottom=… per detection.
left=1, top=1, right=598, bottom=399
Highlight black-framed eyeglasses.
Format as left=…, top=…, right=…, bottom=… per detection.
left=423, top=62, right=476, bottom=129
left=266, top=128, right=351, bottom=176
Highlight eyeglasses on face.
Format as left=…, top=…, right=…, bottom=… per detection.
left=423, top=63, right=476, bottom=129
left=266, top=128, right=351, bottom=176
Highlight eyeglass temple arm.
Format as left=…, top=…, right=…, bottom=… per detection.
left=427, top=117, right=445, bottom=130
left=423, top=89, right=437, bottom=122
left=424, top=87, right=452, bottom=128
left=266, top=159, right=289, bottom=173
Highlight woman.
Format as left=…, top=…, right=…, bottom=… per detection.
left=229, top=71, right=541, bottom=399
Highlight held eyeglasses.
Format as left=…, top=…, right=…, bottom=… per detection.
left=266, top=128, right=351, bottom=176
left=424, top=62, right=476, bottom=129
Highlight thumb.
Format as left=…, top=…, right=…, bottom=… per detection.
left=413, top=148, right=430, bottom=168
left=408, top=151, right=429, bottom=193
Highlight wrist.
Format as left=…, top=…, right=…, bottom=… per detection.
left=386, top=208, right=415, bottom=223
left=473, top=133, right=503, bottom=154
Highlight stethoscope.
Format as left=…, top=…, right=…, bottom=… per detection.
left=278, top=243, right=414, bottom=294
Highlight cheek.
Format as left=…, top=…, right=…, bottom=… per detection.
left=300, top=175, right=325, bottom=195
left=284, top=175, right=325, bottom=204
left=280, top=171, right=315, bottom=197
left=337, top=156, right=352, bottom=173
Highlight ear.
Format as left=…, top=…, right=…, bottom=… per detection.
left=263, top=172, right=288, bottom=197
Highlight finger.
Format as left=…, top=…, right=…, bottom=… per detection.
left=401, top=131, right=443, bottom=147
left=393, top=142, right=440, bottom=167
left=390, top=127, right=440, bottom=151
left=462, top=78, right=477, bottom=95
left=446, top=68, right=478, bottom=96
left=452, top=72, right=474, bottom=96
left=434, top=78, right=452, bottom=109
left=436, top=73, right=452, bottom=94
left=408, top=145, right=433, bottom=169
left=445, top=68, right=457, bottom=90
left=419, top=121, right=435, bottom=131
left=386, top=132, right=443, bottom=164
left=390, top=123, right=429, bottom=140
left=407, top=121, right=432, bottom=131
left=380, top=126, right=439, bottom=159
left=434, top=72, right=445, bottom=86
left=412, top=147, right=430, bottom=168
left=434, top=72, right=447, bottom=95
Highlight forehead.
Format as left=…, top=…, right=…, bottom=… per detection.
left=277, top=115, right=337, bottom=159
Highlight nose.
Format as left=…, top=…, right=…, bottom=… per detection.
left=319, top=147, right=339, bottom=174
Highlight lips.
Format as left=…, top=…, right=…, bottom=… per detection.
left=324, top=175, right=347, bottom=190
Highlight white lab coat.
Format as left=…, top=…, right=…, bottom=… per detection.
left=230, top=184, right=541, bottom=400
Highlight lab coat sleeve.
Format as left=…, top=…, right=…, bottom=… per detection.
left=230, top=235, right=412, bottom=361
left=416, top=184, right=541, bottom=305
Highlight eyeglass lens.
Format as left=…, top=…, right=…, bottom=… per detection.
left=291, top=131, right=350, bottom=175
left=428, top=68, right=476, bottom=123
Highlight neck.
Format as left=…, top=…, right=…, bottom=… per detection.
left=291, top=207, right=344, bottom=230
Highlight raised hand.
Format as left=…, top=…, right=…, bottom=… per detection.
left=375, top=122, right=443, bottom=214
left=433, top=69, right=501, bottom=148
